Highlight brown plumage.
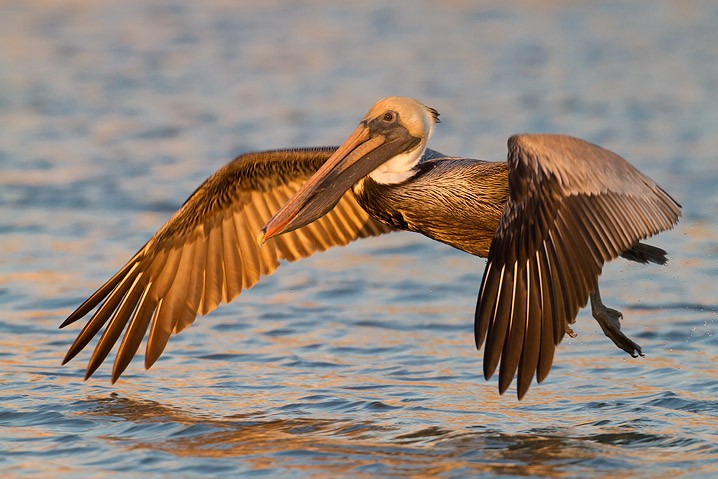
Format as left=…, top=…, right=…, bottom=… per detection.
left=60, top=97, right=681, bottom=399
left=473, top=135, right=681, bottom=398
left=61, top=147, right=392, bottom=382
left=354, top=158, right=508, bottom=257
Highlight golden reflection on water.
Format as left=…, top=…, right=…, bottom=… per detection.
left=66, top=389, right=713, bottom=478
left=77, top=395, right=601, bottom=478
left=9, top=297, right=713, bottom=477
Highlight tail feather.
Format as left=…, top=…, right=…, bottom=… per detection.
left=621, top=242, right=668, bottom=265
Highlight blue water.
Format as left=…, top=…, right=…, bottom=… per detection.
left=1, top=1, right=717, bottom=477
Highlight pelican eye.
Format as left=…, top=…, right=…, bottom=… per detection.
left=382, top=111, right=396, bottom=122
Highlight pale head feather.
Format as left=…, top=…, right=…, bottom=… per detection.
left=362, top=97, right=440, bottom=185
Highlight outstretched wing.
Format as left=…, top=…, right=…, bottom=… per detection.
left=61, top=147, right=392, bottom=381
left=474, top=134, right=681, bottom=399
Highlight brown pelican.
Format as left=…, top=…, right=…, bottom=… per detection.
left=60, top=97, right=681, bottom=399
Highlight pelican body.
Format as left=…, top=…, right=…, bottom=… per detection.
left=60, top=97, right=681, bottom=399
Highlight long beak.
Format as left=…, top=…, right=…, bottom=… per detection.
left=259, top=121, right=418, bottom=243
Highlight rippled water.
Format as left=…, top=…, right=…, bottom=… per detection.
left=2, top=1, right=717, bottom=477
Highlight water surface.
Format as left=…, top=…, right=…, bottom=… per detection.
left=1, top=1, right=717, bottom=477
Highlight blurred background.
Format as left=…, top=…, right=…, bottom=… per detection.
left=1, top=1, right=717, bottom=478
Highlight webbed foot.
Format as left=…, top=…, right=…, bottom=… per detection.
left=590, top=290, right=643, bottom=358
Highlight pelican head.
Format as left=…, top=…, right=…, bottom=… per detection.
left=260, top=97, right=440, bottom=242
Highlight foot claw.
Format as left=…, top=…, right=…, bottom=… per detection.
left=605, top=307, right=623, bottom=321
left=591, top=300, right=643, bottom=358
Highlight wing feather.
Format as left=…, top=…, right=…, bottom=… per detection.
left=221, top=216, right=243, bottom=301
left=62, top=262, right=141, bottom=364
left=179, top=236, right=205, bottom=334
left=475, top=134, right=681, bottom=398
left=499, top=262, right=527, bottom=394
left=61, top=147, right=392, bottom=379
left=248, top=192, right=281, bottom=273
left=86, top=272, right=146, bottom=378
left=536, top=242, right=556, bottom=383
left=519, top=250, right=542, bottom=396
left=112, top=281, right=157, bottom=381
left=200, top=224, right=224, bottom=315
left=145, top=243, right=195, bottom=368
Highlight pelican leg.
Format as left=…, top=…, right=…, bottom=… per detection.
left=566, top=325, right=577, bottom=338
left=589, top=287, right=643, bottom=358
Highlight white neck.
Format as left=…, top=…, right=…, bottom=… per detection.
left=368, top=120, right=434, bottom=185
left=368, top=145, right=426, bottom=184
